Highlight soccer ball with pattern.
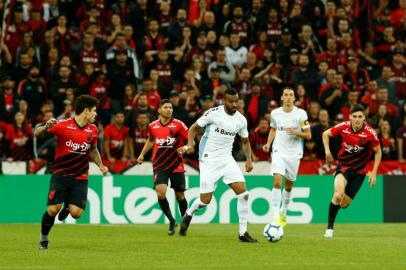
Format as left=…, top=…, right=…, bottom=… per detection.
left=263, top=223, right=284, bottom=242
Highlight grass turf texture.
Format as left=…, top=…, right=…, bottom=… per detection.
left=0, top=224, right=405, bottom=270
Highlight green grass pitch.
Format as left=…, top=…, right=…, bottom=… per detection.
left=0, top=224, right=405, bottom=270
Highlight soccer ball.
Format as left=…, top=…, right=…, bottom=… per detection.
left=263, top=223, right=284, bottom=242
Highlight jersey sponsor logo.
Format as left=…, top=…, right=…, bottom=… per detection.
left=152, top=124, right=160, bottom=129
left=111, top=140, right=124, bottom=148
left=67, top=125, right=76, bottom=130
left=343, top=142, right=364, bottom=153
left=155, top=137, right=176, bottom=147
left=66, top=140, right=92, bottom=152
left=215, top=127, right=236, bottom=136
left=84, top=128, right=93, bottom=133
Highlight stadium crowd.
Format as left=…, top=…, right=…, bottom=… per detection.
left=0, top=0, right=405, bottom=169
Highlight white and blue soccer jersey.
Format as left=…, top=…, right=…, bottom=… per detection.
left=196, top=106, right=248, bottom=162
left=270, top=106, right=310, bottom=159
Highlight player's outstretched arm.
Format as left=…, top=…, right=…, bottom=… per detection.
left=241, top=137, right=253, bottom=172
left=89, top=144, right=108, bottom=175
left=137, top=138, right=154, bottom=164
left=263, top=127, right=276, bottom=152
left=322, top=129, right=334, bottom=164
left=368, top=145, right=382, bottom=188
left=34, top=118, right=57, bottom=137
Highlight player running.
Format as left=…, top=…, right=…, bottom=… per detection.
left=35, top=95, right=108, bottom=249
left=263, top=87, right=311, bottom=228
left=322, top=104, right=381, bottom=238
left=137, top=99, right=189, bottom=235
left=178, top=88, right=257, bottom=243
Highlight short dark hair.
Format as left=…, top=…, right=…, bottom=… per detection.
left=114, top=110, right=125, bottom=116
left=350, top=104, right=365, bottom=114
left=282, top=87, right=295, bottom=94
left=159, top=99, right=172, bottom=108
left=75, top=95, right=99, bottom=115
left=224, top=87, right=238, bottom=97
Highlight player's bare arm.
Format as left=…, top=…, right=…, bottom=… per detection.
left=89, top=144, right=108, bottom=175
left=263, top=127, right=276, bottom=152
left=241, top=137, right=253, bottom=172
left=322, top=128, right=334, bottom=164
left=137, top=138, right=155, bottom=164
left=178, top=122, right=202, bottom=155
left=286, top=127, right=312, bottom=140
left=369, top=145, right=382, bottom=188
left=34, top=118, right=57, bottom=137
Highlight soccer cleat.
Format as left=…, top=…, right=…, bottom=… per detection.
left=280, top=213, right=287, bottom=228
left=58, top=208, right=69, bottom=221
left=179, top=214, right=192, bottom=236
left=168, top=222, right=178, bottom=236
left=239, top=232, right=258, bottom=243
left=39, top=240, right=48, bottom=249
left=324, top=229, right=334, bottom=238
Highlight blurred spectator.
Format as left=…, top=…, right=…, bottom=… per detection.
left=303, top=138, right=318, bottom=161
left=391, top=49, right=406, bottom=102
left=245, top=81, right=268, bottom=128
left=312, top=109, right=338, bottom=159
left=224, top=6, right=252, bottom=46
left=225, top=32, right=248, bottom=68
left=103, top=111, right=129, bottom=164
left=169, top=90, right=188, bottom=124
left=207, top=48, right=236, bottom=83
left=343, top=56, right=369, bottom=92
left=6, top=112, right=33, bottom=161
left=0, top=79, right=18, bottom=122
left=292, top=54, right=320, bottom=99
left=308, top=101, right=321, bottom=126
left=90, top=71, right=111, bottom=126
left=249, top=117, right=270, bottom=161
left=320, top=74, right=348, bottom=119
left=49, top=66, right=76, bottom=116
left=0, top=120, right=10, bottom=160
left=376, top=65, right=397, bottom=104
left=33, top=110, right=56, bottom=171
left=11, top=53, right=33, bottom=83
left=125, top=92, right=158, bottom=126
left=128, top=112, right=150, bottom=163
left=379, top=120, right=397, bottom=160
left=294, top=84, right=311, bottom=111
left=369, top=104, right=394, bottom=130
left=340, top=91, right=360, bottom=120
left=17, top=66, right=47, bottom=120
left=396, top=116, right=406, bottom=162
left=368, top=87, right=399, bottom=117
left=15, top=32, right=41, bottom=67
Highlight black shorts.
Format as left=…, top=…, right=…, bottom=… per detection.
left=153, top=171, right=186, bottom=192
left=335, top=169, right=366, bottom=199
left=47, top=174, right=88, bottom=210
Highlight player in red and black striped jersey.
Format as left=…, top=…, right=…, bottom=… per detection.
left=35, top=95, right=108, bottom=249
left=137, top=99, right=189, bottom=236
left=322, top=104, right=381, bottom=238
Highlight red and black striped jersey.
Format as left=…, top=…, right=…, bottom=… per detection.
left=148, top=118, right=188, bottom=174
left=103, top=123, right=129, bottom=159
left=48, top=118, right=98, bottom=180
left=330, top=121, right=380, bottom=174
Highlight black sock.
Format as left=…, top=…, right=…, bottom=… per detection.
left=328, top=202, right=341, bottom=229
left=41, top=211, right=56, bottom=236
left=177, top=199, right=188, bottom=217
left=158, top=198, right=175, bottom=224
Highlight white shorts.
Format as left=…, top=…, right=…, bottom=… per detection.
left=199, top=159, right=245, bottom=193
left=270, top=153, right=300, bottom=181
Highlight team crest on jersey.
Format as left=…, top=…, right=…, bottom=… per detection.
left=48, top=190, right=55, bottom=200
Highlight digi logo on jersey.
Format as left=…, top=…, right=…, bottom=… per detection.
left=343, top=142, right=364, bottom=153
left=66, top=140, right=91, bottom=152
left=156, top=137, right=176, bottom=147
left=215, top=127, right=236, bottom=136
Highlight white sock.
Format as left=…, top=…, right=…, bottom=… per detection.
left=237, top=191, right=249, bottom=236
left=271, top=188, right=282, bottom=221
left=281, top=189, right=292, bottom=215
left=186, top=199, right=207, bottom=216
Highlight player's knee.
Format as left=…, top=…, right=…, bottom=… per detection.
left=47, top=205, right=60, bottom=216
left=70, top=211, right=83, bottom=219
left=333, top=192, right=344, bottom=202
left=200, top=196, right=212, bottom=204
left=175, top=192, right=185, bottom=201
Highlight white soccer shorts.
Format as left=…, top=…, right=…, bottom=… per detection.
left=199, top=158, right=245, bottom=193
left=270, top=153, right=300, bottom=181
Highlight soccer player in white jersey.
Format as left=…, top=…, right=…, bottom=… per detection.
left=177, top=88, right=258, bottom=242
left=263, top=87, right=312, bottom=227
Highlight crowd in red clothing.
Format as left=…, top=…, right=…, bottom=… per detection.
left=0, top=0, right=405, bottom=169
